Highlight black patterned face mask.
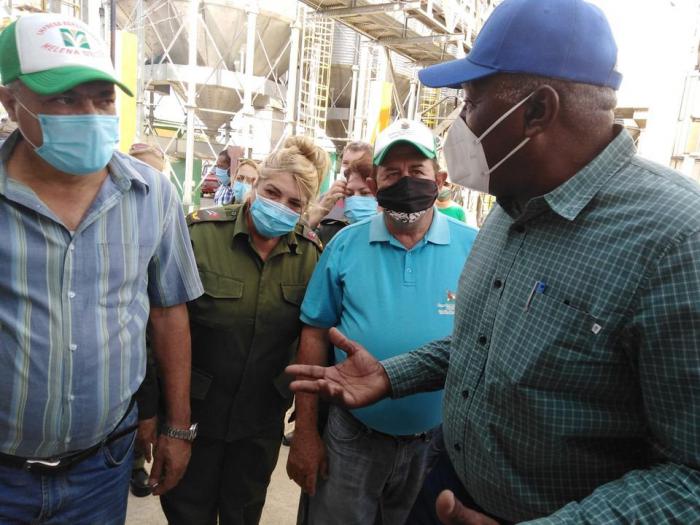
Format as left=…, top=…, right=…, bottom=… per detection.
left=376, top=177, right=438, bottom=216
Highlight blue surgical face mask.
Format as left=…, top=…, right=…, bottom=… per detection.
left=233, top=180, right=250, bottom=202
left=344, top=195, right=378, bottom=223
left=18, top=100, right=119, bottom=176
left=249, top=192, right=300, bottom=238
left=214, top=167, right=229, bottom=185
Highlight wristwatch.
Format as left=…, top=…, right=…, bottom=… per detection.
left=161, top=423, right=198, bottom=442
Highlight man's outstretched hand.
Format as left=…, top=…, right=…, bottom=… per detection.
left=286, top=327, right=391, bottom=408
left=436, top=490, right=500, bottom=525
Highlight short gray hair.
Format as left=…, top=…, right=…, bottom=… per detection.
left=488, top=73, right=617, bottom=132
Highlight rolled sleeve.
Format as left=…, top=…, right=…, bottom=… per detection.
left=148, top=183, right=204, bottom=307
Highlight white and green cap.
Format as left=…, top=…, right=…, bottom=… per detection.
left=0, top=13, right=132, bottom=96
left=373, top=118, right=437, bottom=165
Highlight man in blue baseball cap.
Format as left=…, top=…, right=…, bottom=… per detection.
left=286, top=0, right=700, bottom=524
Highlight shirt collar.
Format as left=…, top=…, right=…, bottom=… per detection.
left=369, top=208, right=451, bottom=246
left=0, top=130, right=149, bottom=194
left=108, top=152, right=150, bottom=192
left=543, top=126, right=635, bottom=221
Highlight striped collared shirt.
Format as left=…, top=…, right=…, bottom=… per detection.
left=0, top=132, right=203, bottom=458
left=214, top=183, right=234, bottom=206
left=384, top=129, right=700, bottom=523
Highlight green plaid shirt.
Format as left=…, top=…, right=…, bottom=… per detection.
left=383, top=129, right=700, bottom=523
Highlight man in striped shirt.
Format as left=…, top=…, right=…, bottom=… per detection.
left=0, top=13, right=203, bottom=523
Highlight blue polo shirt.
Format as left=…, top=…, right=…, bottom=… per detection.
left=300, top=210, right=477, bottom=435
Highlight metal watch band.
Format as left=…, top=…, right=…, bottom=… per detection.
left=162, top=423, right=198, bottom=442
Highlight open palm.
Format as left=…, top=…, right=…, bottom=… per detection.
left=286, top=327, right=391, bottom=409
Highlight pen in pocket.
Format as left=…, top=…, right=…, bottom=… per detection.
left=524, top=279, right=546, bottom=312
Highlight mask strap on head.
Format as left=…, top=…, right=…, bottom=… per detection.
left=476, top=92, right=534, bottom=143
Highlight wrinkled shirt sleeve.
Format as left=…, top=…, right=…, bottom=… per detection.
left=382, top=336, right=452, bottom=398
left=147, top=181, right=204, bottom=307
left=299, top=238, right=344, bottom=328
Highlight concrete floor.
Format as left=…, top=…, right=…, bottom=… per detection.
left=125, top=441, right=300, bottom=525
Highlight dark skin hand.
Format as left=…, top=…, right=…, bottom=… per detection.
left=436, top=491, right=500, bottom=525
left=135, top=416, right=158, bottom=462
left=286, top=328, right=391, bottom=408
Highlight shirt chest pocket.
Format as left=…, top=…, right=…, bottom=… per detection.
left=189, top=270, right=247, bottom=328
left=495, top=292, right=612, bottom=391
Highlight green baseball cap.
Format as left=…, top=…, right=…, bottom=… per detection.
left=0, top=13, right=132, bottom=96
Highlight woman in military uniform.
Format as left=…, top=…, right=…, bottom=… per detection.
left=161, top=137, right=329, bottom=525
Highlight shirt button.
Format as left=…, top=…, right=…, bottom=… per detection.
left=454, top=443, right=461, bottom=452
left=68, top=291, right=76, bottom=299
left=69, top=395, right=75, bottom=401
left=461, top=389, right=469, bottom=399
left=478, top=335, right=487, bottom=345
left=69, top=344, right=77, bottom=351
left=493, top=279, right=502, bottom=289
left=407, top=268, right=412, bottom=273
left=69, top=245, right=75, bottom=251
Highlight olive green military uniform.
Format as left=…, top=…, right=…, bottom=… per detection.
left=161, top=203, right=321, bottom=525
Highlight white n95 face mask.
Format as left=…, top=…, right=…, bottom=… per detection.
left=443, top=93, right=533, bottom=194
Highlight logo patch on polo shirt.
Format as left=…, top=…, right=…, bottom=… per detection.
left=437, top=290, right=456, bottom=315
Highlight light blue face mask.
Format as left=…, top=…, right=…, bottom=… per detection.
left=344, top=195, right=378, bottom=224
left=214, top=167, right=230, bottom=185
left=18, top=101, right=119, bottom=176
left=233, top=180, right=250, bottom=202
left=250, top=192, right=300, bottom=238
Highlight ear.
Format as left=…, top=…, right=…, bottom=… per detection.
left=523, top=85, right=559, bottom=138
left=0, top=86, right=18, bottom=122
left=436, top=170, right=448, bottom=188
left=366, top=176, right=378, bottom=196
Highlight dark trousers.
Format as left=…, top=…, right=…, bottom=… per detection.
left=406, top=428, right=513, bottom=525
left=161, top=434, right=282, bottom=525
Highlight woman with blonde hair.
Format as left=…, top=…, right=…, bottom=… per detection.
left=161, top=136, right=329, bottom=525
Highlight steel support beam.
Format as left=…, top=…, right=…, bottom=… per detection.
left=319, top=1, right=420, bottom=18
left=134, top=0, right=145, bottom=141
left=243, top=7, right=258, bottom=115
left=285, top=15, right=301, bottom=137
left=182, top=0, right=199, bottom=210
left=379, top=33, right=466, bottom=45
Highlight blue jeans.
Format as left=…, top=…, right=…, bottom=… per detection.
left=308, top=406, right=433, bottom=525
left=0, top=410, right=136, bottom=525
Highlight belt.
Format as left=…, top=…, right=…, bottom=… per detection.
left=0, top=400, right=138, bottom=475
left=340, top=409, right=433, bottom=442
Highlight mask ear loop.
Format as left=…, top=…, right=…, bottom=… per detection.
left=14, top=98, right=41, bottom=150
left=475, top=92, right=535, bottom=175
left=476, top=92, right=534, bottom=143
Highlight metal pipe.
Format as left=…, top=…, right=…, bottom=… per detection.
left=285, top=13, right=301, bottom=137
left=182, top=0, right=199, bottom=210
left=407, top=76, right=418, bottom=121
left=134, top=0, right=145, bottom=141
left=353, top=42, right=370, bottom=140
left=347, top=64, right=359, bottom=140
left=109, top=0, right=116, bottom=65
left=243, top=7, right=258, bottom=114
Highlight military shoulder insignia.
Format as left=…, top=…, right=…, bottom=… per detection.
left=301, top=225, right=323, bottom=250
left=187, top=206, right=238, bottom=226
